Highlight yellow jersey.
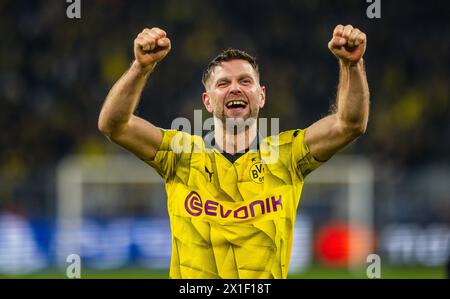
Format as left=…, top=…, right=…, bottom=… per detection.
left=147, top=128, right=322, bottom=278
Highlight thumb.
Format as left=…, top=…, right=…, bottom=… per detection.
left=329, top=36, right=346, bottom=48
left=157, top=37, right=170, bottom=48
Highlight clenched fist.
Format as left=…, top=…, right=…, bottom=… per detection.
left=134, top=27, right=171, bottom=70
left=328, top=24, right=366, bottom=65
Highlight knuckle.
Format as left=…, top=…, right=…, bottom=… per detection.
left=152, top=28, right=163, bottom=36
left=153, top=27, right=164, bottom=34
left=145, top=33, right=157, bottom=41
left=145, top=31, right=155, bottom=38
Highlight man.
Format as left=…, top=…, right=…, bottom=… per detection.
left=98, top=24, right=369, bottom=278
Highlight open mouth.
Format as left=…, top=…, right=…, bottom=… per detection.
left=225, top=100, right=248, bottom=110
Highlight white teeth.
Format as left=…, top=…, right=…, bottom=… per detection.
left=226, top=100, right=246, bottom=108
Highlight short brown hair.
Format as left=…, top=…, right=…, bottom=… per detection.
left=202, top=48, right=259, bottom=88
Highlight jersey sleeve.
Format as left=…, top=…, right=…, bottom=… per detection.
left=145, top=129, right=192, bottom=181
left=291, top=129, right=324, bottom=178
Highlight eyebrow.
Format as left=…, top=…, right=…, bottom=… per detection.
left=215, top=74, right=254, bottom=83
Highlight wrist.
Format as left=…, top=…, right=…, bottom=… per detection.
left=131, top=60, right=157, bottom=76
left=339, top=58, right=364, bottom=68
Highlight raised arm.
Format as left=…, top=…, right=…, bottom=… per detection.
left=305, top=24, right=369, bottom=162
left=98, top=27, right=171, bottom=161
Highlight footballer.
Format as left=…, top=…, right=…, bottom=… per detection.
left=98, top=24, right=369, bottom=278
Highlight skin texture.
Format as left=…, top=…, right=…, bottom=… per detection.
left=98, top=28, right=170, bottom=161
left=202, top=59, right=266, bottom=153
left=98, top=24, right=369, bottom=162
left=304, top=24, right=369, bottom=161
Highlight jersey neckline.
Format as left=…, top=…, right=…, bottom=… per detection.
left=204, top=132, right=262, bottom=164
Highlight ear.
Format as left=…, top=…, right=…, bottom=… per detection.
left=202, top=92, right=214, bottom=113
left=259, top=86, right=266, bottom=108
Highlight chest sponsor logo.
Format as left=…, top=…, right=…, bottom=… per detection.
left=184, top=191, right=282, bottom=220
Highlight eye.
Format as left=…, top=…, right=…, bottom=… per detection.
left=241, top=78, right=252, bottom=85
left=217, top=81, right=229, bottom=87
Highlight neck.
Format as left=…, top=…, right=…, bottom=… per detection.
left=214, top=117, right=257, bottom=155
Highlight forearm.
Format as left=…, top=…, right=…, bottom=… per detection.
left=335, top=59, right=370, bottom=132
left=98, top=61, right=155, bottom=135
left=304, top=25, right=369, bottom=161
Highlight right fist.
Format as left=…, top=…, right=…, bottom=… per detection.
left=134, top=27, right=171, bottom=69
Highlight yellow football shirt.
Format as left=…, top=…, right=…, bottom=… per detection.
left=147, top=128, right=322, bottom=278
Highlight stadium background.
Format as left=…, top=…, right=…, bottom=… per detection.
left=0, top=0, right=449, bottom=278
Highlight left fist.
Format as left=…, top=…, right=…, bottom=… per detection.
left=328, top=24, right=366, bottom=64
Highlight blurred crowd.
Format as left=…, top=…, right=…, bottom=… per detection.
left=0, top=0, right=449, bottom=219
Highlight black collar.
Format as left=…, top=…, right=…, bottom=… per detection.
left=204, top=132, right=262, bottom=163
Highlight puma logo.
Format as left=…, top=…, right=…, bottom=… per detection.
left=205, top=166, right=214, bottom=182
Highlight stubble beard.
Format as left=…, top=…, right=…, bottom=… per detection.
left=215, top=106, right=259, bottom=135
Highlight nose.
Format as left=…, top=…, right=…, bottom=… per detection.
left=229, top=80, right=243, bottom=95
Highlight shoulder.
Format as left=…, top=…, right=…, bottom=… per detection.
left=159, top=129, right=205, bottom=153
left=259, top=129, right=306, bottom=164
left=262, top=129, right=306, bottom=147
